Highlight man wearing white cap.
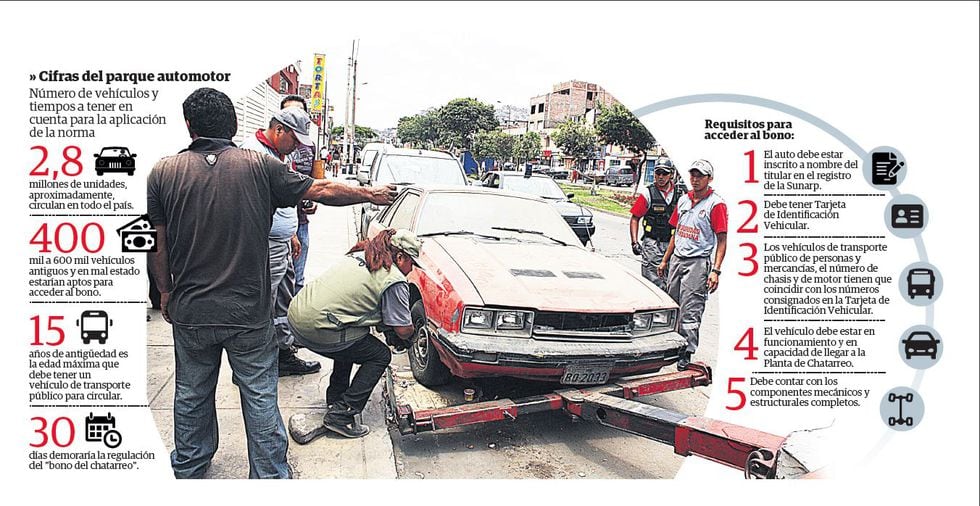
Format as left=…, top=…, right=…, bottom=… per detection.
left=242, top=107, right=323, bottom=376
left=657, top=159, right=728, bottom=369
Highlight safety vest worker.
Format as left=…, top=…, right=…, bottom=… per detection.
left=630, top=156, right=684, bottom=290
left=287, top=228, right=422, bottom=440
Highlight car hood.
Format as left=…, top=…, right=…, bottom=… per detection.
left=429, top=236, right=672, bottom=312
left=547, top=199, right=591, bottom=217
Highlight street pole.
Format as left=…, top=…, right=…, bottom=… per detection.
left=350, top=39, right=360, bottom=174
left=342, top=43, right=353, bottom=174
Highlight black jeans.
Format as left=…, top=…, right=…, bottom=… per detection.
left=318, top=336, right=391, bottom=412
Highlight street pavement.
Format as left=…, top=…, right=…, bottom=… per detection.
left=147, top=175, right=719, bottom=479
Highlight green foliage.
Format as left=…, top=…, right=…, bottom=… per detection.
left=436, top=98, right=498, bottom=151
left=472, top=130, right=515, bottom=163
left=594, top=103, right=656, bottom=153
left=559, top=183, right=632, bottom=217
left=552, top=120, right=598, bottom=164
left=396, top=111, right=439, bottom=147
left=511, top=131, right=542, bottom=164
left=595, top=103, right=657, bottom=193
left=331, top=125, right=378, bottom=139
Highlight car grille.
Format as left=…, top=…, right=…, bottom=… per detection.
left=109, top=162, right=122, bottom=169
left=532, top=312, right=633, bottom=341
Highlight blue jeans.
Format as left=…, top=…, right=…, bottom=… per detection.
left=170, top=322, right=290, bottom=479
left=295, top=222, right=310, bottom=291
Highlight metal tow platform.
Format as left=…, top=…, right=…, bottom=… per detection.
left=385, top=363, right=822, bottom=479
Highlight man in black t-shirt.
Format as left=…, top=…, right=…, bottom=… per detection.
left=147, top=87, right=396, bottom=479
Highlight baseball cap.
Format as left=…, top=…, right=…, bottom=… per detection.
left=391, top=229, right=423, bottom=267
left=273, top=107, right=314, bottom=146
left=689, top=159, right=714, bottom=177
left=654, top=156, right=675, bottom=173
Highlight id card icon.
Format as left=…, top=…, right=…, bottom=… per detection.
left=891, top=204, right=924, bottom=228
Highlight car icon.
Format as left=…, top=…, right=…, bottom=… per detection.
left=93, top=146, right=137, bottom=176
left=902, top=331, right=939, bottom=360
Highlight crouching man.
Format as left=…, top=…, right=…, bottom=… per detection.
left=286, top=229, right=421, bottom=439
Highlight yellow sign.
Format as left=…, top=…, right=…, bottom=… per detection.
left=311, top=53, right=326, bottom=113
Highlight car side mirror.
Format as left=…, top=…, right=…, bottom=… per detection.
left=356, top=168, right=370, bottom=185
left=131, top=154, right=137, bottom=158
left=567, top=193, right=575, bottom=200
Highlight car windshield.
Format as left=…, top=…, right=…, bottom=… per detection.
left=499, top=176, right=566, bottom=199
left=376, top=154, right=466, bottom=186
left=416, top=192, right=581, bottom=246
left=100, top=148, right=128, bottom=157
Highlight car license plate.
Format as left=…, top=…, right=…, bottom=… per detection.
left=560, top=363, right=612, bottom=385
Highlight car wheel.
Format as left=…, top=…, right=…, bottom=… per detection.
left=408, top=300, right=451, bottom=386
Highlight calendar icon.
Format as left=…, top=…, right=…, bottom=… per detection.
left=85, top=412, right=122, bottom=448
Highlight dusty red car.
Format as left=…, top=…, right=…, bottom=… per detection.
left=367, top=186, right=687, bottom=386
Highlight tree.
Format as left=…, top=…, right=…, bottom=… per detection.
left=331, top=125, right=379, bottom=152
left=595, top=103, right=657, bottom=195
left=552, top=120, right=598, bottom=170
left=436, top=98, right=498, bottom=151
left=472, top=131, right=515, bottom=173
left=511, top=131, right=542, bottom=164
left=331, top=125, right=378, bottom=140
left=396, top=110, right=439, bottom=148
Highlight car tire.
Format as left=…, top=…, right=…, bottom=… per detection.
left=408, top=300, right=451, bottom=387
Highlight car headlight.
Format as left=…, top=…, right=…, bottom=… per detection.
left=462, top=307, right=533, bottom=337
left=632, top=312, right=653, bottom=331
left=576, top=216, right=592, bottom=225
left=496, top=311, right=526, bottom=330
left=462, top=309, right=493, bottom=329
left=632, top=310, right=676, bottom=335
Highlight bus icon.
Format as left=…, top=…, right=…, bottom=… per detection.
left=76, top=310, right=113, bottom=344
left=906, top=268, right=935, bottom=299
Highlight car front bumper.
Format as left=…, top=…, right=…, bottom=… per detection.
left=429, top=327, right=688, bottom=381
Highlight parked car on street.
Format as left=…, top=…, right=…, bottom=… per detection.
left=605, top=165, right=635, bottom=187
left=583, top=167, right=606, bottom=183
left=548, top=166, right=570, bottom=180
left=481, top=171, right=595, bottom=245
left=366, top=186, right=687, bottom=387
left=357, top=147, right=468, bottom=239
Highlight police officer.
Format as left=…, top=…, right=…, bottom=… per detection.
left=629, top=156, right=684, bottom=290
left=286, top=228, right=421, bottom=440
left=657, top=160, right=728, bottom=369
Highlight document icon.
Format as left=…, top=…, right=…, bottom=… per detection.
left=872, top=151, right=904, bottom=185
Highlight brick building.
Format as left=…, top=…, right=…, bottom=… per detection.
left=528, top=80, right=618, bottom=132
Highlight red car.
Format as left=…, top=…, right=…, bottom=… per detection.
left=368, top=186, right=687, bottom=386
